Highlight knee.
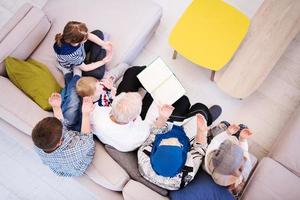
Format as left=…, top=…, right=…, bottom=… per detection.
left=123, top=66, right=145, bottom=79
left=93, top=66, right=105, bottom=79
left=63, top=110, right=79, bottom=126
left=91, top=30, right=104, bottom=39
left=177, top=95, right=190, bottom=108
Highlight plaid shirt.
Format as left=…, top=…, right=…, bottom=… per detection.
left=35, top=120, right=95, bottom=177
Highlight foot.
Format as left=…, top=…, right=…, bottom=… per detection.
left=209, top=105, right=222, bottom=122
left=73, top=66, right=82, bottom=77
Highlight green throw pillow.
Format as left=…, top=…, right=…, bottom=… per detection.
left=5, top=56, right=61, bottom=111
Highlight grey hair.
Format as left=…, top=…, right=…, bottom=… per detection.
left=111, top=92, right=142, bottom=123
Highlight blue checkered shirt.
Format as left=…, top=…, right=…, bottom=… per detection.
left=35, top=121, right=95, bottom=177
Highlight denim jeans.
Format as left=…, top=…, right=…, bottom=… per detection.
left=61, top=73, right=82, bottom=132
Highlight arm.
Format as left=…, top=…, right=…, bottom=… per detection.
left=81, top=96, right=94, bottom=134
left=79, top=52, right=113, bottom=71
left=154, top=104, right=174, bottom=129
left=79, top=33, right=113, bottom=72
left=182, top=114, right=208, bottom=187
left=239, top=129, right=253, bottom=152
left=79, top=61, right=106, bottom=72
left=48, top=93, right=63, bottom=120
left=101, top=77, right=116, bottom=99
left=87, top=32, right=107, bottom=48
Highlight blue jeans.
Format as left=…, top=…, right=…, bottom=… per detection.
left=61, top=73, right=81, bottom=132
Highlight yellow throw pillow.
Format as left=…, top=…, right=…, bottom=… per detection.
left=5, top=57, right=61, bottom=111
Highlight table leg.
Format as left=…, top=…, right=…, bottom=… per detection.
left=210, top=70, right=216, bottom=81
left=172, top=50, right=178, bottom=59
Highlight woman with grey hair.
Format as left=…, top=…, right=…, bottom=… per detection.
left=204, top=122, right=253, bottom=192
left=91, top=91, right=175, bottom=152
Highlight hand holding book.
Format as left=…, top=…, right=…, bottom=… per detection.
left=137, top=57, right=186, bottom=105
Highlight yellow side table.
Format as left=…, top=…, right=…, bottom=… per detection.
left=169, top=0, right=250, bottom=81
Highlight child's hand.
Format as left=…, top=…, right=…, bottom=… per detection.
left=227, top=124, right=240, bottom=135
left=159, top=104, right=174, bottom=120
left=49, top=93, right=62, bottom=108
left=82, top=96, right=94, bottom=115
left=239, top=129, right=253, bottom=140
left=100, top=76, right=114, bottom=90
left=103, top=51, right=113, bottom=63
left=111, top=87, right=117, bottom=98
left=104, top=41, right=113, bottom=51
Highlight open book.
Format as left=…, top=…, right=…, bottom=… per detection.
left=137, top=57, right=186, bottom=105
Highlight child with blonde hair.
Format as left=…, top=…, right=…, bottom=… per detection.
left=76, top=76, right=116, bottom=107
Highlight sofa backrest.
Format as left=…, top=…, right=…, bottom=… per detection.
left=0, top=3, right=51, bottom=76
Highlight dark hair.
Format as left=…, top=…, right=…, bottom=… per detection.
left=32, top=117, right=63, bottom=150
left=55, top=21, right=88, bottom=47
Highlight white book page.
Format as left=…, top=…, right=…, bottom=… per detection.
left=137, top=58, right=173, bottom=93
left=152, top=74, right=186, bottom=105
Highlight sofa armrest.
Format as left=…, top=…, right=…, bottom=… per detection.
left=123, top=180, right=169, bottom=200
left=85, top=141, right=130, bottom=191
left=241, top=157, right=300, bottom=200
left=0, top=76, right=52, bottom=135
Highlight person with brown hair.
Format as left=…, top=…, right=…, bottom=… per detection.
left=32, top=93, right=95, bottom=177
left=54, top=21, right=112, bottom=79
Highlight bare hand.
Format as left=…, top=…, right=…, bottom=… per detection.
left=195, top=114, right=208, bottom=144
left=110, top=87, right=117, bottom=98
left=102, top=51, right=113, bottom=63
left=227, top=124, right=240, bottom=135
left=239, top=129, right=253, bottom=140
left=48, top=93, right=62, bottom=108
left=196, top=114, right=208, bottom=133
left=159, top=104, right=174, bottom=120
left=82, top=96, right=94, bottom=114
left=100, top=77, right=114, bottom=90
left=104, top=41, right=113, bottom=51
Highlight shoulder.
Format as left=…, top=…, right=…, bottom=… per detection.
left=53, top=42, right=80, bottom=55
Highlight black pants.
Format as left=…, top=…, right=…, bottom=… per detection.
left=117, top=66, right=212, bottom=124
left=83, top=30, right=106, bottom=79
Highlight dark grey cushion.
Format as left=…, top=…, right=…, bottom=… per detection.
left=104, top=145, right=168, bottom=196
left=170, top=170, right=234, bottom=200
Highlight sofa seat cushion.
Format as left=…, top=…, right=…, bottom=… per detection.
left=123, top=180, right=169, bottom=200
left=5, top=57, right=61, bottom=111
left=84, top=140, right=130, bottom=191
left=30, top=0, right=162, bottom=86
left=242, top=157, right=300, bottom=200
left=0, top=4, right=51, bottom=76
left=0, top=76, right=52, bottom=135
left=105, top=145, right=168, bottom=196
left=269, top=106, right=300, bottom=177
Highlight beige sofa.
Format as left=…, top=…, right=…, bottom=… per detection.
left=241, top=105, right=300, bottom=200
left=0, top=1, right=168, bottom=199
